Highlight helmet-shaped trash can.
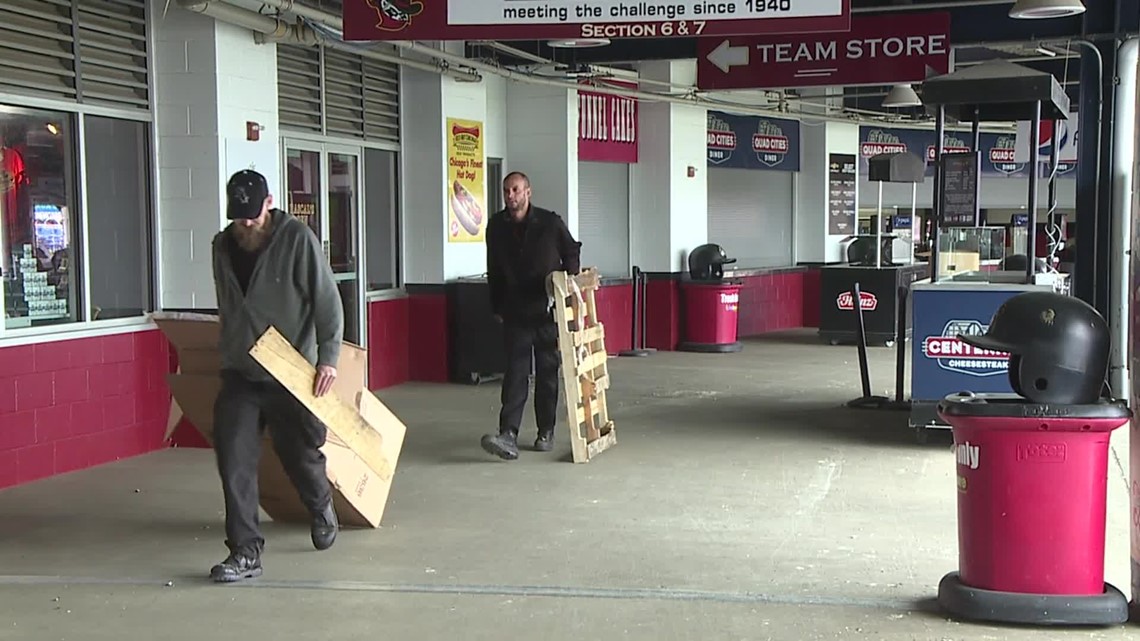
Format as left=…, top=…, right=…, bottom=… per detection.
left=935, top=291, right=1131, bottom=627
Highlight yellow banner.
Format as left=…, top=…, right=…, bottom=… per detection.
left=445, top=118, right=487, bottom=243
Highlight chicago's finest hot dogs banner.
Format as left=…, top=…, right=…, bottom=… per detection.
left=446, top=117, right=487, bottom=243
left=707, top=111, right=801, bottom=172
left=858, top=126, right=1077, bottom=180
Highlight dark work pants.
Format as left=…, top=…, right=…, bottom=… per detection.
left=212, top=370, right=331, bottom=557
left=499, top=318, right=561, bottom=436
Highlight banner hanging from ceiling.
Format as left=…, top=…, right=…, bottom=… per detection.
left=857, top=126, right=1077, bottom=179
left=706, top=110, right=800, bottom=172
left=342, top=0, right=852, bottom=42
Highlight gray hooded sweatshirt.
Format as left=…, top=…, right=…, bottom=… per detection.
left=212, top=208, right=343, bottom=382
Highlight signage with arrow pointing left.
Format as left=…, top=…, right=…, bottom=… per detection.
left=707, top=40, right=750, bottom=74
left=696, top=12, right=952, bottom=91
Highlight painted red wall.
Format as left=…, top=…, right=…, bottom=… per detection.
left=593, top=283, right=634, bottom=354
left=641, top=267, right=820, bottom=350
left=407, top=291, right=448, bottom=383
left=0, top=329, right=172, bottom=490
left=645, top=277, right=682, bottom=351
left=736, top=270, right=808, bottom=335
left=367, top=297, right=410, bottom=389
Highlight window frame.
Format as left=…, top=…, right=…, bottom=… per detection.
left=0, top=94, right=157, bottom=344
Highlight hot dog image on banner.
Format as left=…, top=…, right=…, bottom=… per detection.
left=446, top=117, right=486, bottom=243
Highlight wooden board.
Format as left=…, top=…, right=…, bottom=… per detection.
left=248, top=326, right=394, bottom=481
left=549, top=267, right=616, bottom=463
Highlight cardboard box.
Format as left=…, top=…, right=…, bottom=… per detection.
left=153, top=312, right=405, bottom=528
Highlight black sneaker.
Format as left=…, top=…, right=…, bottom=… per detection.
left=210, top=551, right=262, bottom=583
left=534, top=431, right=554, bottom=452
left=480, top=431, right=519, bottom=460
left=311, top=501, right=338, bottom=551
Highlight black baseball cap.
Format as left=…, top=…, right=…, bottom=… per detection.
left=226, top=170, right=270, bottom=220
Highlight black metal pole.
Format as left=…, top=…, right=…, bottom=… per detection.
left=620, top=267, right=654, bottom=357
left=1048, top=118, right=1060, bottom=265
left=640, top=270, right=648, bottom=349
left=894, top=285, right=908, bottom=403
left=931, top=105, right=945, bottom=283
left=971, top=107, right=982, bottom=227
left=1026, top=101, right=1041, bottom=283
left=853, top=282, right=872, bottom=398
left=630, top=266, right=640, bottom=346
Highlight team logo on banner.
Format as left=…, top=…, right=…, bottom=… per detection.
left=922, top=320, right=1009, bottom=377
left=926, top=134, right=970, bottom=161
left=860, top=129, right=907, bottom=158
left=989, top=136, right=1026, bottom=176
left=365, top=0, right=424, bottom=31
left=753, top=120, right=790, bottom=168
left=707, top=114, right=738, bottom=165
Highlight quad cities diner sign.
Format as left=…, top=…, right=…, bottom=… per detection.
left=342, top=0, right=851, bottom=42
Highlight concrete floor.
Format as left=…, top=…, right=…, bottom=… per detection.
left=0, top=328, right=1134, bottom=640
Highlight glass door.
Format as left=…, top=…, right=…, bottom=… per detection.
left=285, top=143, right=322, bottom=238
left=325, top=145, right=363, bottom=348
left=282, top=139, right=366, bottom=348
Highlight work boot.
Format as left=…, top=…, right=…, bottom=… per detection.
left=311, top=501, right=338, bottom=551
left=534, top=430, right=554, bottom=452
left=210, top=550, right=262, bottom=583
left=481, top=431, right=519, bottom=460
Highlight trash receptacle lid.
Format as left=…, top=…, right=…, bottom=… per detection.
left=937, top=391, right=1131, bottom=420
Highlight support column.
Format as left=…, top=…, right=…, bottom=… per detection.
left=152, top=4, right=281, bottom=309
left=629, top=60, right=708, bottom=273
left=795, top=118, right=860, bottom=264
left=505, top=82, right=579, bottom=237
left=627, top=60, right=707, bottom=350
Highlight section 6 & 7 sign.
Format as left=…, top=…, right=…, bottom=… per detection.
left=342, top=0, right=852, bottom=42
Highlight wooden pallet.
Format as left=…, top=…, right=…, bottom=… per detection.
left=549, top=268, right=616, bottom=463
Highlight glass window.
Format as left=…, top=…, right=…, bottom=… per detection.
left=1, top=107, right=81, bottom=330
left=487, top=157, right=504, bottom=214
left=84, top=116, right=153, bottom=320
left=286, top=148, right=322, bottom=239
left=364, top=148, right=398, bottom=291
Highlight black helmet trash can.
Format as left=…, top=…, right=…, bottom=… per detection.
left=957, top=291, right=1109, bottom=405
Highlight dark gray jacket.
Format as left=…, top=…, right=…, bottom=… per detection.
left=212, top=208, right=343, bottom=381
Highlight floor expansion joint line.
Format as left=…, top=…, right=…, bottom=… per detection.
left=0, top=575, right=923, bottom=611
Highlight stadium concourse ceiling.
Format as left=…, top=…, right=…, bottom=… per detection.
left=298, top=0, right=1136, bottom=121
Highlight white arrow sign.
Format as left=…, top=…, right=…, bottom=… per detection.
left=707, top=39, right=749, bottom=74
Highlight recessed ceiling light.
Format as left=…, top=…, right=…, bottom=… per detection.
left=546, top=39, right=611, bottom=48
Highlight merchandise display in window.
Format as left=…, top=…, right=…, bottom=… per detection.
left=5, top=243, right=69, bottom=324
left=1, top=108, right=79, bottom=329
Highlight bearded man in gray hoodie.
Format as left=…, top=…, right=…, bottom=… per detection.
left=207, top=169, right=344, bottom=583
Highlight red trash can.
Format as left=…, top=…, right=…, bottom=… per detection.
left=936, top=392, right=1131, bottom=626
left=678, top=280, right=742, bottom=353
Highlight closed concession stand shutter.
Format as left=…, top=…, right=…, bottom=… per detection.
left=707, top=168, right=795, bottom=268
left=577, top=160, right=630, bottom=279
left=277, top=43, right=400, bottom=144
left=0, top=0, right=150, bottom=111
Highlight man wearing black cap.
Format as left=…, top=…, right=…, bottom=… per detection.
left=207, top=169, right=344, bottom=583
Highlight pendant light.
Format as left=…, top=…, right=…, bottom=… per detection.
left=882, top=84, right=922, bottom=108
left=1009, top=0, right=1086, bottom=19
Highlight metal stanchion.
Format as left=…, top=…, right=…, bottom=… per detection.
left=620, top=266, right=655, bottom=357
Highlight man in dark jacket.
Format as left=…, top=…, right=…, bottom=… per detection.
left=481, top=171, right=582, bottom=460
left=208, top=169, right=345, bottom=583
